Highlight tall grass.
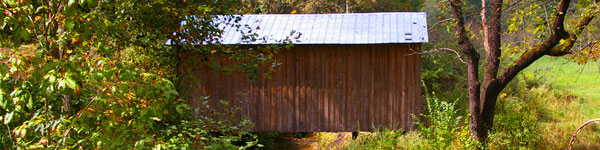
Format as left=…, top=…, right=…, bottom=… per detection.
left=491, top=72, right=600, bottom=149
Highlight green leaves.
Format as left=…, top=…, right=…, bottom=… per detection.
left=68, top=0, right=78, bottom=7
left=15, top=29, right=30, bottom=41
left=4, top=111, right=13, bottom=124
left=0, top=0, right=264, bottom=149
left=0, top=90, right=5, bottom=109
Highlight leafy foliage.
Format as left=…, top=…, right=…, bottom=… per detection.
left=343, top=129, right=409, bottom=150
left=240, top=0, right=425, bottom=14
left=0, top=0, right=292, bottom=149
left=414, top=92, right=480, bottom=149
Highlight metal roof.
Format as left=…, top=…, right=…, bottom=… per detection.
left=214, top=12, right=428, bottom=45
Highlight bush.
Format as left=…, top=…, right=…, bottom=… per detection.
left=415, top=94, right=480, bottom=150
left=0, top=50, right=257, bottom=149
left=487, top=95, right=542, bottom=149
left=343, top=129, right=423, bottom=150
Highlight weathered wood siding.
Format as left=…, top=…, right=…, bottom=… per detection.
left=188, top=44, right=422, bottom=132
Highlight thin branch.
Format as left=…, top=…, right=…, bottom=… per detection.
left=577, top=40, right=600, bottom=51
left=569, top=119, right=600, bottom=150
left=481, top=0, right=490, bottom=56
left=78, top=96, right=98, bottom=118
left=502, top=0, right=525, bottom=10
left=431, top=18, right=455, bottom=27
left=543, top=2, right=553, bottom=35
left=418, top=47, right=468, bottom=64
left=5, top=124, right=15, bottom=147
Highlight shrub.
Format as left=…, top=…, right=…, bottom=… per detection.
left=342, top=129, right=422, bottom=150
left=415, top=94, right=480, bottom=150
left=487, top=96, right=542, bottom=149
left=0, top=51, right=257, bottom=149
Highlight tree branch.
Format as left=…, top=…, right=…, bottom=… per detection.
left=480, top=0, right=503, bottom=113
left=548, top=0, right=599, bottom=56
left=419, top=47, right=467, bottom=64
left=569, top=119, right=600, bottom=150
left=497, top=0, right=599, bottom=86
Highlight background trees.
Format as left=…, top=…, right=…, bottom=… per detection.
left=239, top=0, right=425, bottom=14
left=0, top=0, right=282, bottom=148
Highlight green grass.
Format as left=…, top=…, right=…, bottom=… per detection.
left=524, top=56, right=600, bottom=100
left=522, top=56, right=600, bottom=149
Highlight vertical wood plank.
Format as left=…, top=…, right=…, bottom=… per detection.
left=353, top=45, right=359, bottom=131
left=376, top=45, right=382, bottom=129
left=384, top=45, right=391, bottom=127
left=345, top=46, right=350, bottom=131
left=332, top=47, right=339, bottom=131
left=280, top=52, right=286, bottom=131
left=352, top=46, right=359, bottom=131
left=403, top=46, right=409, bottom=129
left=408, top=45, right=414, bottom=130
left=398, top=44, right=404, bottom=130
left=277, top=52, right=285, bottom=131
left=339, top=47, right=356, bottom=129
left=323, top=46, right=329, bottom=131
left=286, top=50, right=293, bottom=132
left=389, top=45, right=395, bottom=128
left=392, top=44, right=402, bottom=128
left=306, top=48, right=317, bottom=130
left=339, top=47, right=344, bottom=131
left=379, top=45, right=386, bottom=129
left=296, top=49, right=301, bottom=132
left=260, top=61, right=267, bottom=131
left=357, top=46, right=369, bottom=131
left=415, top=44, right=422, bottom=130
left=323, top=48, right=328, bottom=131
left=408, top=45, right=420, bottom=128
left=354, top=47, right=359, bottom=131
left=370, top=46, right=376, bottom=130
left=271, top=56, right=277, bottom=131
left=316, top=48, right=322, bottom=132
left=411, top=44, right=420, bottom=130
left=303, top=48, right=310, bottom=132
left=407, top=45, right=412, bottom=130
left=313, top=48, right=318, bottom=132
left=304, top=47, right=310, bottom=132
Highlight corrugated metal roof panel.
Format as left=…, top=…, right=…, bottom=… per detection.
left=215, top=12, right=428, bottom=44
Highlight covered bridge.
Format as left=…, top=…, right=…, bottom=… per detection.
left=187, top=12, right=428, bottom=132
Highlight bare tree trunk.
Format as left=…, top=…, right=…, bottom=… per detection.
left=479, top=0, right=503, bottom=137
left=449, top=0, right=484, bottom=141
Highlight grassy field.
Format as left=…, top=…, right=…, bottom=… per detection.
left=525, top=56, right=600, bottom=100
left=523, top=56, right=600, bottom=149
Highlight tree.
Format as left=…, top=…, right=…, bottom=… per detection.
left=239, top=0, right=424, bottom=14
left=447, top=0, right=600, bottom=142
left=1, top=0, right=282, bottom=148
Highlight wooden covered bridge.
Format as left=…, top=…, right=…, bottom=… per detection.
left=186, top=12, right=428, bottom=132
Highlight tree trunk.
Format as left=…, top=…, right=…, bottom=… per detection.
left=479, top=0, right=503, bottom=138
left=449, top=0, right=484, bottom=141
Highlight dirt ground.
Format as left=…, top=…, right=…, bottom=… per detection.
left=267, top=132, right=354, bottom=150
